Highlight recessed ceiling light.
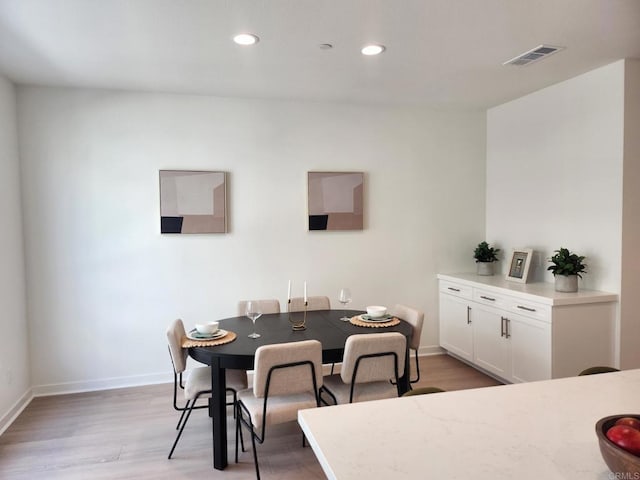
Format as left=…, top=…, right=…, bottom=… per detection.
left=361, top=44, right=385, bottom=56
left=319, top=43, right=333, bottom=50
left=233, top=33, right=259, bottom=46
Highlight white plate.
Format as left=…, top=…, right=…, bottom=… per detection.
left=359, top=314, right=393, bottom=323
left=187, top=329, right=228, bottom=341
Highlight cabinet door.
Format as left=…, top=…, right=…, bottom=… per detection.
left=439, top=293, right=473, bottom=362
left=509, top=313, right=551, bottom=383
left=472, top=303, right=510, bottom=380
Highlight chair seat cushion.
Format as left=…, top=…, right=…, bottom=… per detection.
left=226, top=368, right=249, bottom=391
left=322, top=373, right=398, bottom=404
left=237, top=388, right=318, bottom=433
left=185, top=367, right=248, bottom=399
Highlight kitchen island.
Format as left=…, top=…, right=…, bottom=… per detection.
left=299, top=369, right=639, bottom=479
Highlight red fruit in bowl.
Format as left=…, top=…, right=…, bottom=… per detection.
left=615, top=417, right=640, bottom=431
left=606, top=425, right=640, bottom=456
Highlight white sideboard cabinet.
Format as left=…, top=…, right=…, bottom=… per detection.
left=438, top=273, right=618, bottom=383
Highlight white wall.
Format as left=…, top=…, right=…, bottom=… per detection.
left=486, top=60, right=626, bottom=365
left=0, top=74, right=30, bottom=432
left=487, top=61, right=625, bottom=291
left=17, top=87, right=486, bottom=392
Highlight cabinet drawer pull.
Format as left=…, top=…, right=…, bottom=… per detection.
left=517, top=305, right=536, bottom=312
left=480, top=295, right=496, bottom=302
left=467, top=306, right=472, bottom=324
left=447, top=287, right=461, bottom=292
left=505, top=318, right=511, bottom=339
left=500, top=316, right=506, bottom=337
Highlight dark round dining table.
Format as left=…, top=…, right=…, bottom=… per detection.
left=188, top=309, right=414, bottom=470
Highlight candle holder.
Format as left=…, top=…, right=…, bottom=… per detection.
left=288, top=299, right=307, bottom=331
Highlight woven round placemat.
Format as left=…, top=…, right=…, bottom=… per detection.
left=349, top=315, right=400, bottom=328
left=181, top=330, right=237, bottom=348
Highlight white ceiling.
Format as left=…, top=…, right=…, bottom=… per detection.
left=0, top=0, right=639, bottom=109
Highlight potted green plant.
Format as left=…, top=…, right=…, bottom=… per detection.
left=547, top=247, right=587, bottom=292
left=474, top=241, right=500, bottom=276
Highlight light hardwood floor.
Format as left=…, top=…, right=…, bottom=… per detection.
left=0, top=354, right=500, bottom=480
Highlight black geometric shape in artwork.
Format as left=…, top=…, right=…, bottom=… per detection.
left=309, top=215, right=328, bottom=230
left=161, top=216, right=184, bottom=233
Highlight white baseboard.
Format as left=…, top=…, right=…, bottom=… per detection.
left=0, top=388, right=33, bottom=436
left=31, top=371, right=170, bottom=397
left=418, top=345, right=446, bottom=356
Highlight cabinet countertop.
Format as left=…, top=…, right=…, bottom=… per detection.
left=437, top=272, right=618, bottom=306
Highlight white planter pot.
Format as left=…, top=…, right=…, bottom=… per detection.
left=555, top=275, right=578, bottom=292
left=476, top=262, right=495, bottom=276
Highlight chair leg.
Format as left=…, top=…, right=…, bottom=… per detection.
left=235, top=402, right=247, bottom=464
left=175, top=400, right=191, bottom=430
left=236, top=402, right=261, bottom=480
left=392, top=349, right=421, bottom=386
left=250, top=426, right=260, bottom=480
left=410, top=349, right=421, bottom=384
left=239, top=414, right=245, bottom=452
left=168, top=398, right=197, bottom=459
left=229, top=388, right=237, bottom=419
left=319, top=386, right=337, bottom=406
left=235, top=404, right=241, bottom=463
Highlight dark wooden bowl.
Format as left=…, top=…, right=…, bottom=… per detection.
left=596, top=415, right=640, bottom=476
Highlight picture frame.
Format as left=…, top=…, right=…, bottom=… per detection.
left=159, top=170, right=227, bottom=234
left=505, top=248, right=533, bottom=283
left=307, top=171, right=364, bottom=231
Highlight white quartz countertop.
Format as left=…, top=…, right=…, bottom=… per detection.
left=437, top=272, right=618, bottom=306
left=299, top=370, right=640, bottom=480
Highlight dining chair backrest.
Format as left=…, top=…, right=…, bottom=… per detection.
left=402, top=386, right=446, bottom=396
left=166, top=319, right=188, bottom=374
left=288, top=296, right=330, bottom=312
left=579, top=366, right=620, bottom=376
left=391, top=304, right=424, bottom=351
left=340, top=332, right=406, bottom=384
left=237, top=299, right=281, bottom=317
left=253, top=340, right=323, bottom=398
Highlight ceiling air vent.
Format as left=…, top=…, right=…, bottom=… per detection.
left=503, top=44, right=564, bottom=67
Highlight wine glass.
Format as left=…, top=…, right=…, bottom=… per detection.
left=338, top=288, right=352, bottom=321
left=246, top=301, right=262, bottom=339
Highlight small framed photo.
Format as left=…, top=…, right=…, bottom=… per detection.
left=506, top=248, right=533, bottom=283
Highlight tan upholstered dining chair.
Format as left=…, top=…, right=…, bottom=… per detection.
left=237, top=299, right=281, bottom=316
left=288, top=295, right=330, bottom=312
left=391, top=304, right=424, bottom=383
left=320, top=332, right=406, bottom=404
left=235, top=339, right=323, bottom=480
left=166, top=319, right=247, bottom=459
